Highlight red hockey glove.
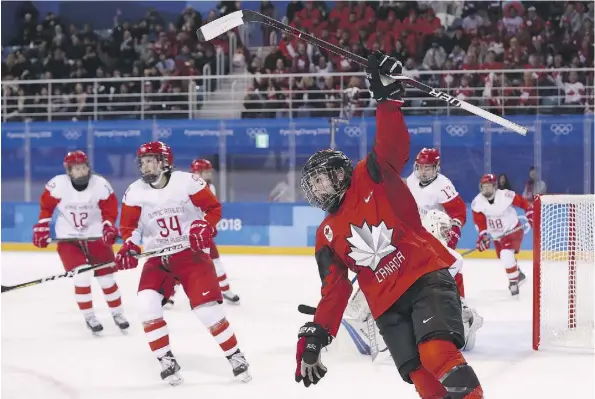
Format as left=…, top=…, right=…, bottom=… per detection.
left=102, top=221, right=119, bottom=246
left=115, top=241, right=141, bottom=270
left=525, top=209, right=534, bottom=229
left=32, top=219, right=51, bottom=248
left=295, top=322, right=332, bottom=387
left=446, top=224, right=462, bottom=249
left=476, top=231, right=490, bottom=252
left=189, top=220, right=215, bottom=252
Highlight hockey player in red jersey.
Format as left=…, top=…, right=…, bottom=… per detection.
left=294, top=52, right=483, bottom=398
left=472, top=174, right=533, bottom=295
left=32, top=150, right=129, bottom=333
left=406, top=148, right=467, bottom=299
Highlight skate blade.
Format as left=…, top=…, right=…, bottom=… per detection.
left=236, top=370, right=252, bottom=383
left=165, top=374, right=184, bottom=386
left=223, top=297, right=241, bottom=305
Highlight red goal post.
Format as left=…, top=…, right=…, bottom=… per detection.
left=533, top=194, right=595, bottom=350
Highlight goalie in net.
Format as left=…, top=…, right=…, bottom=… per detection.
left=343, top=209, right=483, bottom=357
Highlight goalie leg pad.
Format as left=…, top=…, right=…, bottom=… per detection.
left=375, top=306, right=420, bottom=383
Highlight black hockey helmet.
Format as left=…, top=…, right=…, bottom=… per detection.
left=301, top=149, right=353, bottom=212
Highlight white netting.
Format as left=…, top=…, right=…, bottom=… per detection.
left=536, top=194, right=595, bottom=350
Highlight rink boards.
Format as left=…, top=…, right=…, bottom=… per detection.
left=0, top=201, right=542, bottom=259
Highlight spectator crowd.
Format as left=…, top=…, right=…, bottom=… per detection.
left=244, top=0, right=594, bottom=118
left=1, top=1, right=594, bottom=121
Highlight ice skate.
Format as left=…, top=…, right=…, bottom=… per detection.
left=223, top=290, right=240, bottom=304
left=509, top=280, right=520, bottom=296
left=85, top=314, right=103, bottom=333
left=158, top=351, right=183, bottom=386
left=162, top=297, right=175, bottom=309
left=462, top=306, right=483, bottom=351
left=112, top=313, right=130, bottom=330
left=518, top=270, right=527, bottom=286
left=228, top=350, right=251, bottom=382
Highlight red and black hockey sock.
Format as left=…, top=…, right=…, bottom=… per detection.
left=418, top=340, right=483, bottom=399
left=409, top=366, right=447, bottom=399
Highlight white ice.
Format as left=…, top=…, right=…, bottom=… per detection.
left=1, top=253, right=593, bottom=399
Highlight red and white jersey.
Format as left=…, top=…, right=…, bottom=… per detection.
left=471, top=189, right=531, bottom=239
left=119, top=171, right=221, bottom=253
left=38, top=174, right=118, bottom=239
left=406, top=173, right=467, bottom=226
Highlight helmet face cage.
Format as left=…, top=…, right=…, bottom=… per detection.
left=64, top=151, right=91, bottom=186
left=479, top=174, right=497, bottom=198
left=300, top=150, right=353, bottom=212
left=414, top=162, right=440, bottom=183
left=137, top=142, right=173, bottom=184
left=414, top=148, right=440, bottom=184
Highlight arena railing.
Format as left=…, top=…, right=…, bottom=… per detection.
left=1, top=68, right=592, bottom=121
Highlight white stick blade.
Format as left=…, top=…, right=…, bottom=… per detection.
left=197, top=11, right=244, bottom=42
left=459, top=100, right=528, bottom=135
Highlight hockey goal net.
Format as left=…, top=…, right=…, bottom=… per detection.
left=533, top=194, right=595, bottom=350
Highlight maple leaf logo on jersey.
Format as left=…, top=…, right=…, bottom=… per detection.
left=346, top=221, right=396, bottom=271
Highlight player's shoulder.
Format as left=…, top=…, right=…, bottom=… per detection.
left=496, top=189, right=515, bottom=202
left=45, top=174, right=70, bottom=193
left=123, top=178, right=146, bottom=205
left=316, top=215, right=336, bottom=247
left=470, top=193, right=486, bottom=210
left=405, top=173, right=418, bottom=187
left=434, top=173, right=455, bottom=187
left=171, top=170, right=208, bottom=191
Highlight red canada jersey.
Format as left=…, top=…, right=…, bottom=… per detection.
left=312, top=102, right=456, bottom=336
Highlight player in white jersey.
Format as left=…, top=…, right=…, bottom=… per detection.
left=162, top=158, right=240, bottom=309
left=32, top=150, right=129, bottom=333
left=471, top=174, right=533, bottom=295
left=421, top=210, right=483, bottom=351
left=116, top=141, right=250, bottom=385
left=406, top=148, right=468, bottom=299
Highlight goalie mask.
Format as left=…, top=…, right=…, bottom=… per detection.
left=64, top=150, right=91, bottom=187
left=422, top=209, right=452, bottom=245
left=301, top=149, right=353, bottom=212
left=414, top=148, right=440, bottom=185
left=479, top=174, right=497, bottom=199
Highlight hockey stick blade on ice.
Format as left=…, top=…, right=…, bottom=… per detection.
left=197, top=10, right=527, bottom=135
left=1, top=243, right=190, bottom=293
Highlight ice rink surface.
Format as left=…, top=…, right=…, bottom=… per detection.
left=2, top=252, right=593, bottom=399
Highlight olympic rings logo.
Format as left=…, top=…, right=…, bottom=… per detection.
left=156, top=128, right=172, bottom=138
left=550, top=124, right=573, bottom=136
left=344, top=126, right=362, bottom=138
left=63, top=130, right=82, bottom=140
left=246, top=128, right=268, bottom=138
left=445, top=125, right=468, bottom=137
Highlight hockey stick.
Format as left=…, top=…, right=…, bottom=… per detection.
left=48, top=237, right=103, bottom=243
left=197, top=10, right=528, bottom=136
left=298, top=274, right=359, bottom=315
left=461, top=223, right=528, bottom=257
left=1, top=243, right=190, bottom=293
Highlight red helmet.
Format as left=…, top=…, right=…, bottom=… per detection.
left=415, top=148, right=440, bottom=166
left=190, top=159, right=213, bottom=174
left=480, top=173, right=497, bottom=186
left=137, top=141, right=173, bottom=167
left=64, top=150, right=89, bottom=168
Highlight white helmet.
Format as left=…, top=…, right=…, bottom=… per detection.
left=422, top=209, right=452, bottom=245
